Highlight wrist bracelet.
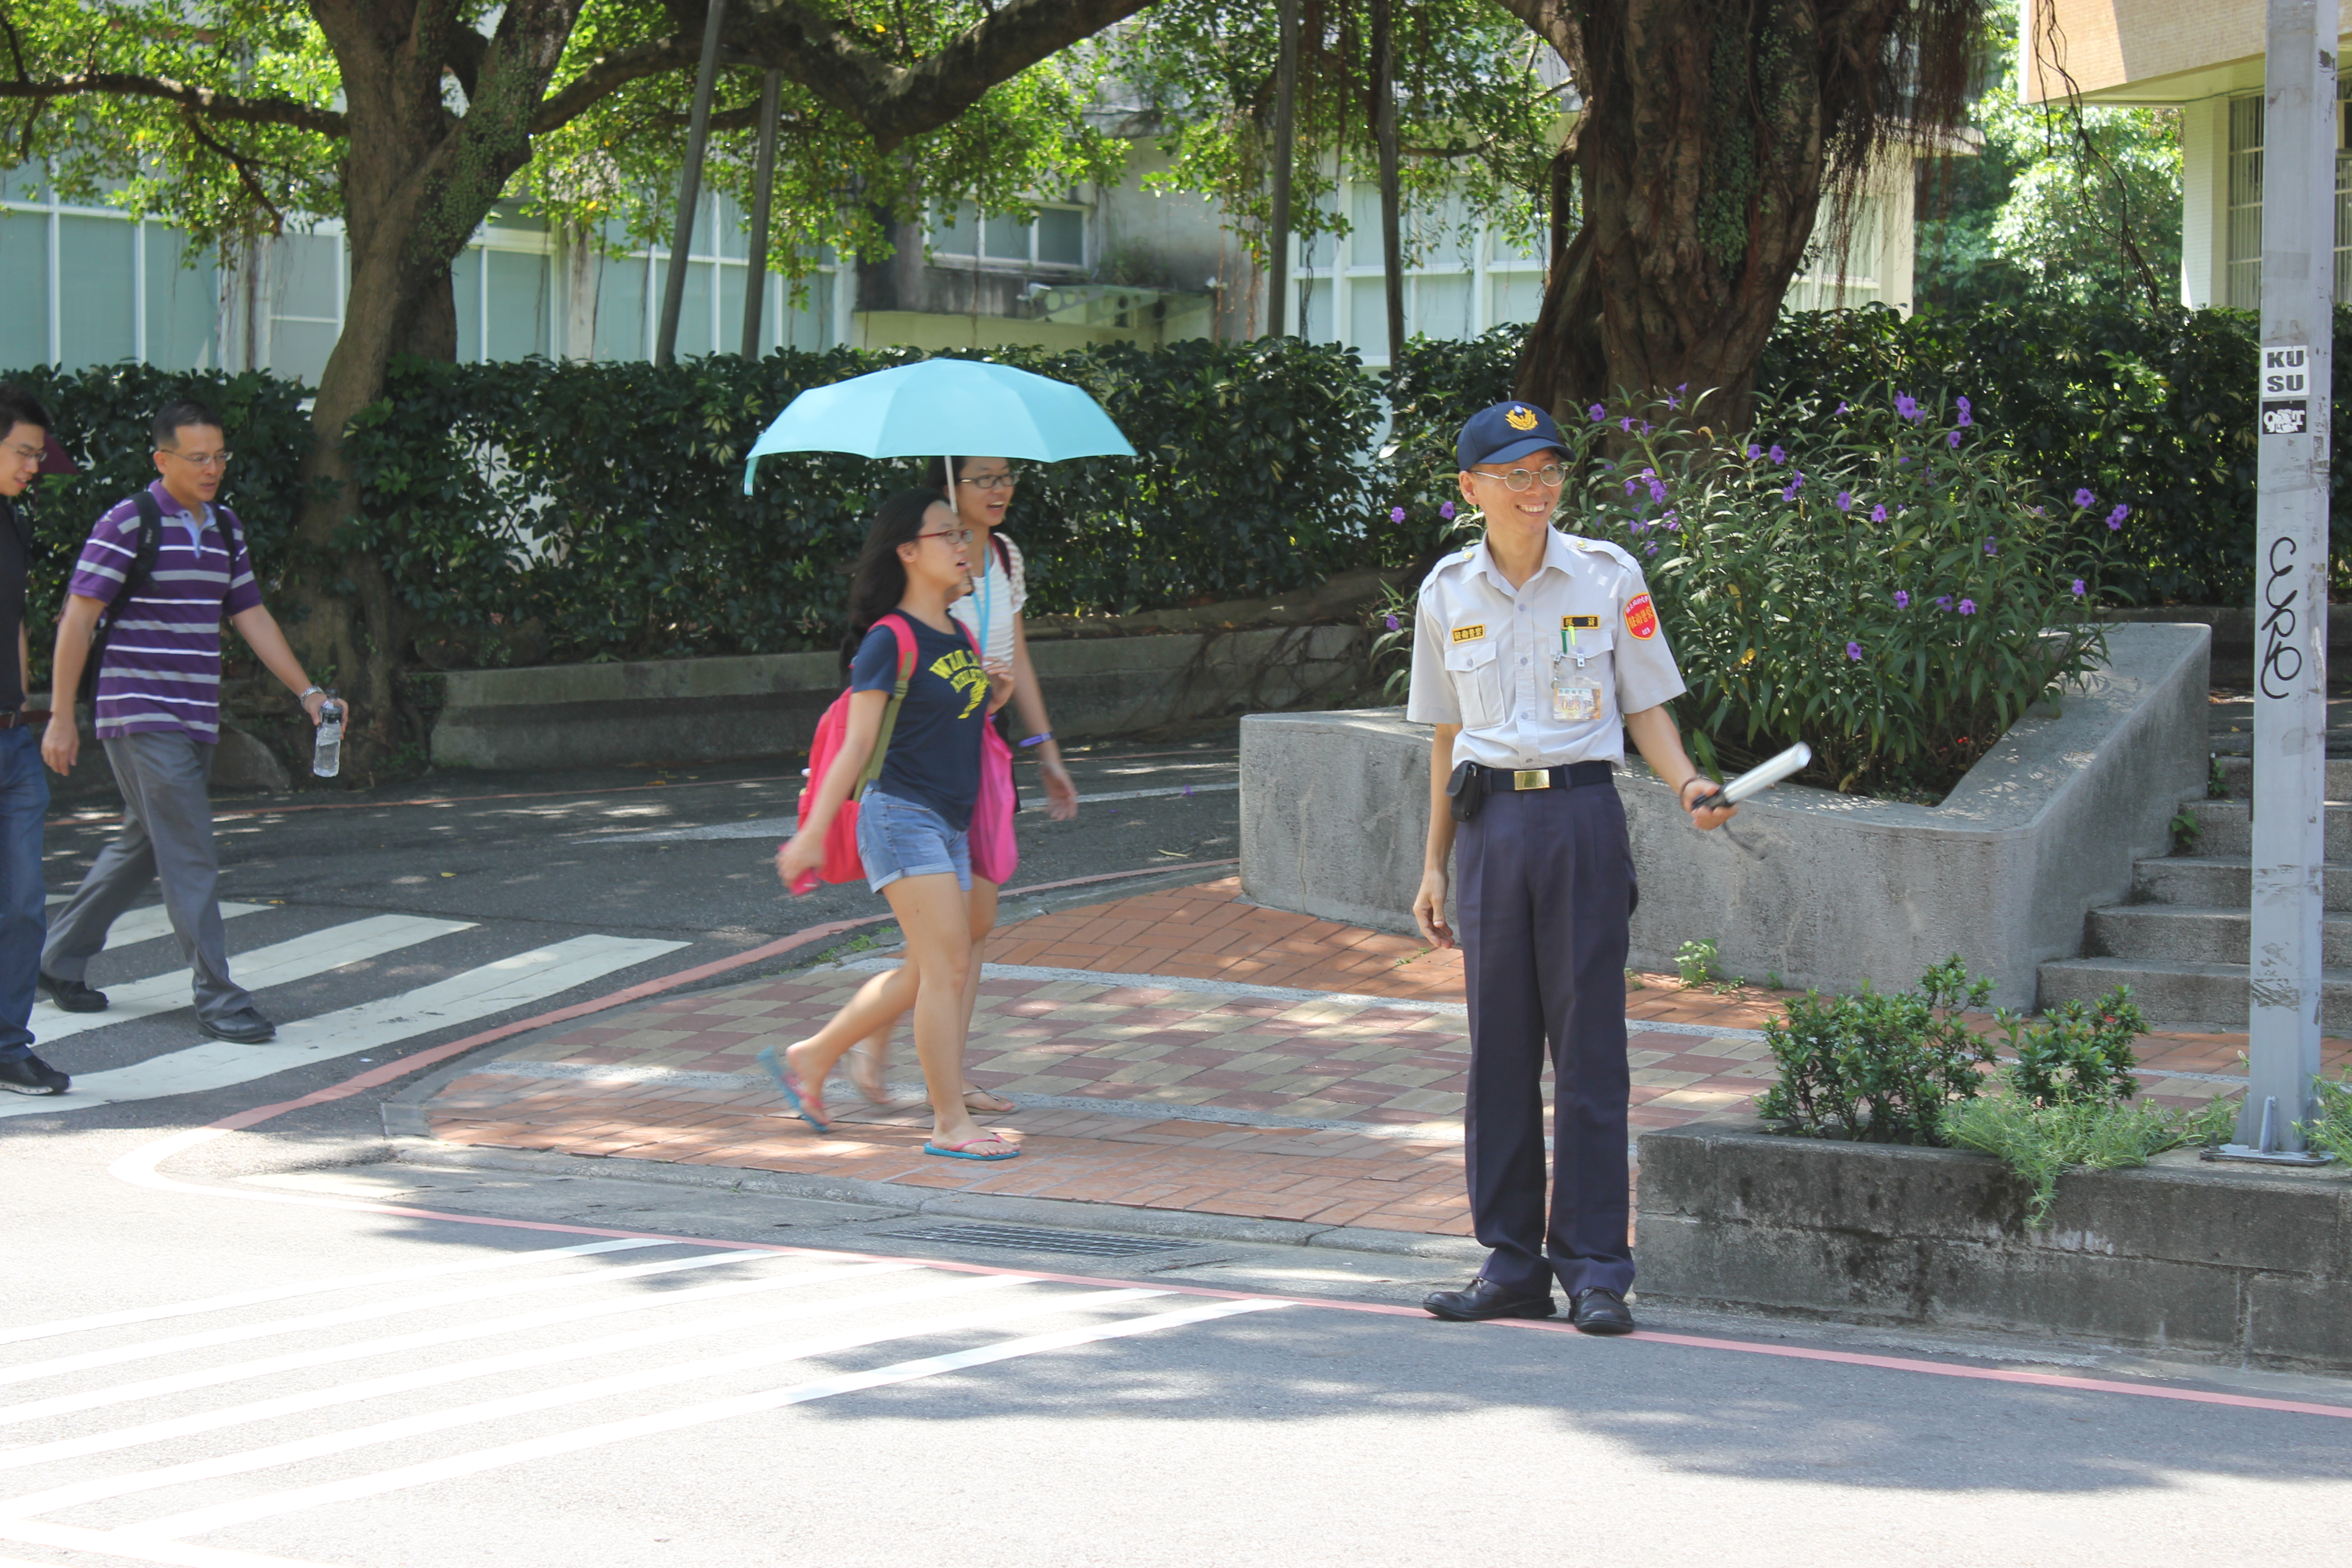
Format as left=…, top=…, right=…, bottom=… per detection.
left=299, top=685, right=325, bottom=700
left=1019, top=731, right=1053, bottom=748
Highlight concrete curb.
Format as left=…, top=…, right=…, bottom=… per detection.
left=381, top=1137, right=1486, bottom=1266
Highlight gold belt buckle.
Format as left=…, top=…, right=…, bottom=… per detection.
left=1512, top=769, right=1551, bottom=791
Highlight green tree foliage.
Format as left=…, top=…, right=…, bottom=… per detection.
left=1106, top=0, right=1559, bottom=273
left=1916, top=1, right=2183, bottom=312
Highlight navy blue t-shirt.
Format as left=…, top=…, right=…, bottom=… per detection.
left=848, top=613, right=988, bottom=821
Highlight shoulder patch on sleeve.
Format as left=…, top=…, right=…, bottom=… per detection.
left=1623, top=593, right=1659, bottom=640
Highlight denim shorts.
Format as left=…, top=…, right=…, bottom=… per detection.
left=856, top=788, right=971, bottom=893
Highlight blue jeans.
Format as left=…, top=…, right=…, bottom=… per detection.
left=0, top=726, right=48, bottom=1062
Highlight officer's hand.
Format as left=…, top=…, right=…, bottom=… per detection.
left=1412, top=869, right=1454, bottom=950
left=1678, top=776, right=1739, bottom=832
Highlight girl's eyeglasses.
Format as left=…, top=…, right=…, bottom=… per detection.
left=916, top=527, right=973, bottom=545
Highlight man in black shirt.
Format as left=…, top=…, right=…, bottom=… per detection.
left=0, top=386, right=66, bottom=1094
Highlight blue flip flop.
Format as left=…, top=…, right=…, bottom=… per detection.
left=756, top=1044, right=832, bottom=1133
left=925, top=1137, right=1020, bottom=1162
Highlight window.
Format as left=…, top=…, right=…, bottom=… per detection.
left=930, top=196, right=1089, bottom=269
left=2226, top=86, right=2352, bottom=309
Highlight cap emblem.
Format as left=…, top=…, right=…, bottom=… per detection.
left=1504, top=405, right=1539, bottom=431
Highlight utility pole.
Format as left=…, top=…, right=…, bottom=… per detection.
left=739, top=69, right=782, bottom=359
left=1370, top=0, right=1405, bottom=364
left=2228, top=0, right=2337, bottom=1162
left=1266, top=0, right=1299, bottom=337
left=655, top=0, right=728, bottom=368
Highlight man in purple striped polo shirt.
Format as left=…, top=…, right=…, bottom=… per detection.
left=38, top=399, right=340, bottom=1044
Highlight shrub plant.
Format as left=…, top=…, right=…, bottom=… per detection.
left=2303, top=1071, right=2352, bottom=1161
left=1756, top=958, right=1997, bottom=1144
left=1940, top=1096, right=2228, bottom=1229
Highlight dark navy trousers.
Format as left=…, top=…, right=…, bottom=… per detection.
left=1456, top=777, right=1635, bottom=1299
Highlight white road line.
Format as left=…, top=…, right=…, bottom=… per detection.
left=0, top=1247, right=777, bottom=1396
left=0, top=1238, right=666, bottom=1349
left=3, top=932, right=686, bottom=1120
left=26, top=914, right=474, bottom=1044
left=0, top=1519, right=338, bottom=1568
left=0, top=1275, right=1045, bottom=1518
left=0, top=1264, right=944, bottom=1471
left=93, top=1287, right=1168, bottom=1535
left=587, top=781, right=1240, bottom=843
left=102, top=903, right=266, bottom=952
left=120, top=1296, right=1286, bottom=1541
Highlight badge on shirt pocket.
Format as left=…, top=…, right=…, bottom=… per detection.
left=1551, top=630, right=1612, bottom=724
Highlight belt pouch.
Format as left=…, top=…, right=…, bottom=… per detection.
left=1447, top=761, right=1484, bottom=822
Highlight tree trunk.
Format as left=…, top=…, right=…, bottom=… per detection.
left=1513, top=0, right=1906, bottom=431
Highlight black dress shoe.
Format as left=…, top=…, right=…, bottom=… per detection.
left=197, top=1009, right=276, bottom=1044
left=1423, top=1277, right=1557, bottom=1322
left=37, top=972, right=107, bottom=1013
left=0, top=1054, right=69, bottom=1095
left=1569, top=1287, right=1637, bottom=1335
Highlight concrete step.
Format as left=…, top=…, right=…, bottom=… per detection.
left=2134, top=855, right=2352, bottom=911
left=2212, top=755, right=2352, bottom=800
left=2185, top=799, right=2352, bottom=859
left=2083, top=904, right=2352, bottom=967
left=2037, top=956, right=2352, bottom=1032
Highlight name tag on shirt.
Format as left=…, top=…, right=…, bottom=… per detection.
left=1450, top=623, right=1486, bottom=643
left=1562, top=615, right=1600, bottom=630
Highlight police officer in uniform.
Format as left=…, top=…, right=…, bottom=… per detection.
left=1407, top=400, right=1736, bottom=1333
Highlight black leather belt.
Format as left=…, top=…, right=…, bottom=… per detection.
left=1475, top=761, right=1615, bottom=793
left=0, top=709, right=47, bottom=730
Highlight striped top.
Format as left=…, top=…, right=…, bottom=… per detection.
left=67, top=480, right=262, bottom=743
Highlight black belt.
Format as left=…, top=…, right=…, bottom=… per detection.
left=1475, top=761, right=1614, bottom=793
left=0, top=709, right=47, bottom=730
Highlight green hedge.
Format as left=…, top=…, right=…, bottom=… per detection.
left=345, top=338, right=1379, bottom=662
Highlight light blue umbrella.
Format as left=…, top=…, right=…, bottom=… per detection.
left=742, top=357, right=1136, bottom=493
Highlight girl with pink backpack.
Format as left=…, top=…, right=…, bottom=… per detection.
left=772, top=489, right=1019, bottom=1161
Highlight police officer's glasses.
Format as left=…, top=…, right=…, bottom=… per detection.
left=956, top=469, right=1019, bottom=491
left=1473, top=462, right=1566, bottom=492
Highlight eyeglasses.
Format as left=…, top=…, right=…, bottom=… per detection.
left=4, top=441, right=43, bottom=465
left=916, top=527, right=973, bottom=545
left=157, top=448, right=233, bottom=470
left=956, top=470, right=1019, bottom=492
left=1472, top=462, right=1567, bottom=492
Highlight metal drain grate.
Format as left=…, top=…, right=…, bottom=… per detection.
left=887, top=1223, right=1180, bottom=1258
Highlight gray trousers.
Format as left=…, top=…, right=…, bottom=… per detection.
left=42, top=730, right=253, bottom=1023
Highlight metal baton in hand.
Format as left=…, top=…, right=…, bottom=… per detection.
left=1686, top=742, right=1812, bottom=813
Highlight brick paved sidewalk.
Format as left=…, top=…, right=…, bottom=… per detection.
left=416, top=877, right=2350, bottom=1239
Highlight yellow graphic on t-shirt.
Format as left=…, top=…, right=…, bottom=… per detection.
left=929, top=648, right=991, bottom=719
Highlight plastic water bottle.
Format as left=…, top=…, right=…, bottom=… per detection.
left=311, top=697, right=345, bottom=779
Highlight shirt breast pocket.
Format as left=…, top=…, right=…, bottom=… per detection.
left=1555, top=631, right=1615, bottom=724
left=1443, top=638, right=1503, bottom=728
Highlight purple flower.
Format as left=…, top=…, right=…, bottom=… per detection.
left=1898, top=456, right=1909, bottom=466
left=1746, top=444, right=1761, bottom=460
left=1384, top=614, right=1400, bottom=630
left=1620, top=416, right=1634, bottom=433
left=2073, top=487, right=2096, bottom=508
left=1846, top=642, right=1864, bottom=661
left=2071, top=578, right=2086, bottom=597
left=1836, top=491, right=1854, bottom=512
left=1956, top=395, right=1973, bottom=427
left=1894, top=590, right=1911, bottom=608
left=1896, top=392, right=1921, bottom=421
left=1624, top=477, right=1639, bottom=496
left=1676, top=382, right=1688, bottom=394
left=1835, top=401, right=1849, bottom=415
left=1870, top=504, right=1888, bottom=524
left=1936, top=595, right=1953, bottom=611
left=2106, top=503, right=2129, bottom=530
left=1644, top=542, right=1658, bottom=556
left=1768, top=444, right=1786, bottom=466
left=1947, top=431, right=1962, bottom=448
left=1984, top=538, right=1997, bottom=555
left=1663, top=512, right=1681, bottom=531
left=1646, top=479, right=1668, bottom=504
left=1957, top=598, right=1976, bottom=615
left=1439, top=500, right=1455, bottom=520
left=1390, top=506, right=1406, bottom=523
left=1641, top=421, right=1655, bottom=436
left=1588, top=403, right=1607, bottom=422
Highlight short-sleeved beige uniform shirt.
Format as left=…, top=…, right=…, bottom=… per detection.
left=1405, top=528, right=1687, bottom=771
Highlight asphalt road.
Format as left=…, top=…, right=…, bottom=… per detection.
left=5, top=729, right=2350, bottom=1567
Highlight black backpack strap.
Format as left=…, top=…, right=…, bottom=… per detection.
left=123, top=491, right=164, bottom=603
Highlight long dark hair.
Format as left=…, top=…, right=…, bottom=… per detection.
left=920, top=456, right=968, bottom=491
left=841, top=488, right=946, bottom=676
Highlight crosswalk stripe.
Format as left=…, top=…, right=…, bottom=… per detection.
left=0, top=1248, right=774, bottom=1396
left=101, top=903, right=266, bottom=952
left=0, top=1274, right=1039, bottom=1516
left=27, top=914, right=473, bottom=1044
left=0, top=1238, right=664, bottom=1349
left=3, top=931, right=686, bottom=1120
left=118, top=1296, right=1288, bottom=1541
left=0, top=1519, right=338, bottom=1568
left=64, top=1285, right=1161, bottom=1532
left=0, top=1263, right=940, bottom=1471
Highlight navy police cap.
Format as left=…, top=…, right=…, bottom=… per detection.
left=1457, top=400, right=1567, bottom=470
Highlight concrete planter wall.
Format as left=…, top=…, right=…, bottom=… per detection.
left=430, top=624, right=1371, bottom=772
left=1240, top=622, right=2210, bottom=1009
left=1637, top=1120, right=2352, bottom=1370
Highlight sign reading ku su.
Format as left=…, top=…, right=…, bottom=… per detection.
left=2261, top=344, right=2312, bottom=435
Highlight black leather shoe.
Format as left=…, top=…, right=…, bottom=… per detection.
left=37, top=972, right=107, bottom=1013
left=1569, top=1287, right=1636, bottom=1335
left=0, top=1054, right=69, bottom=1095
left=1423, top=1278, right=1556, bottom=1322
left=197, top=1009, right=276, bottom=1044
